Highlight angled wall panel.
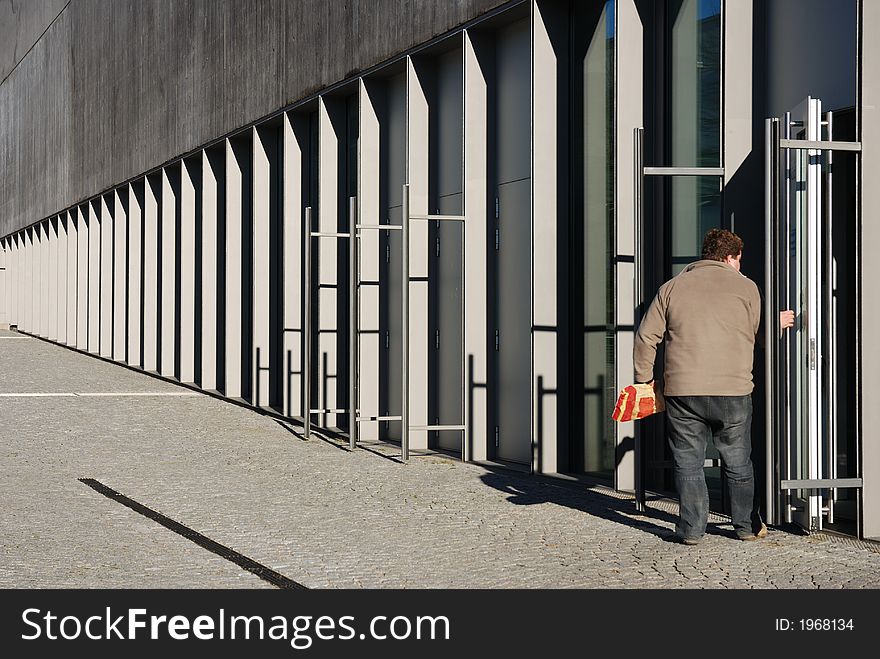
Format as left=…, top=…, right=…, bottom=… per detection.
left=406, top=56, right=430, bottom=451
left=0, top=239, right=6, bottom=328
left=48, top=217, right=59, bottom=341
left=317, top=97, right=340, bottom=428
left=30, top=226, right=38, bottom=335
left=128, top=182, right=143, bottom=367
left=100, top=195, right=114, bottom=358
left=463, top=29, right=489, bottom=462
left=282, top=112, right=304, bottom=418
left=87, top=201, right=101, bottom=353
left=7, top=236, right=16, bottom=328
left=143, top=176, right=160, bottom=372
left=531, top=0, right=561, bottom=474
left=358, top=81, right=381, bottom=440
left=76, top=207, right=89, bottom=351
left=40, top=221, right=50, bottom=338
left=225, top=139, right=243, bottom=399
left=201, top=149, right=220, bottom=391
left=160, top=166, right=178, bottom=378
left=18, top=229, right=34, bottom=332
left=180, top=159, right=197, bottom=384
left=420, top=43, right=465, bottom=453
left=56, top=214, right=67, bottom=344
left=494, top=17, right=533, bottom=467
left=66, top=211, right=77, bottom=346
left=27, top=229, right=35, bottom=333
left=113, top=188, right=128, bottom=362
left=252, top=126, right=271, bottom=407
left=613, top=0, right=642, bottom=492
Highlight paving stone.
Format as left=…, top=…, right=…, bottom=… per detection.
left=2, top=330, right=880, bottom=588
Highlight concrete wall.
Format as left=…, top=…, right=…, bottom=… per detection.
left=0, top=0, right=68, bottom=83
left=0, top=0, right=510, bottom=238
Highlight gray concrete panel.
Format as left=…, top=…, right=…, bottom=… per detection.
left=1, top=0, right=510, bottom=238
left=463, top=29, right=489, bottom=462
left=127, top=182, right=143, bottom=366
left=180, top=159, right=197, bottom=383
left=282, top=112, right=306, bottom=419
left=87, top=203, right=100, bottom=353
left=113, top=189, right=127, bottom=362
left=613, top=0, right=642, bottom=493
left=55, top=214, right=67, bottom=344
left=65, top=211, right=77, bottom=346
left=0, top=0, right=68, bottom=83
left=160, top=167, right=177, bottom=377
left=494, top=18, right=532, bottom=466
left=143, top=176, right=160, bottom=372
left=75, top=207, right=88, bottom=350
left=408, top=56, right=430, bottom=451
left=252, top=126, right=271, bottom=407
left=48, top=217, right=59, bottom=341
left=357, top=82, right=381, bottom=440
left=0, top=239, right=6, bottom=327
left=200, top=150, right=219, bottom=391
left=99, top=195, right=113, bottom=358
left=39, top=221, right=50, bottom=337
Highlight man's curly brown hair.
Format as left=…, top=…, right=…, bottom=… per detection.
left=701, top=228, right=743, bottom=262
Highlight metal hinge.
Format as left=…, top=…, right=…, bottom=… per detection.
left=495, top=426, right=499, bottom=447
left=495, top=228, right=500, bottom=250
left=495, top=330, right=499, bottom=351
left=436, top=235, right=440, bottom=257
left=385, top=242, right=390, bottom=263
left=435, top=329, right=440, bottom=350
left=810, top=339, right=816, bottom=370
left=385, top=331, right=389, bottom=349
left=495, top=197, right=500, bottom=220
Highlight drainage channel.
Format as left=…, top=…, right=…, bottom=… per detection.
left=79, top=478, right=307, bottom=590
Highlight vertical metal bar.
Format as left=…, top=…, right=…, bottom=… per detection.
left=825, top=112, right=836, bottom=522
left=633, top=127, right=645, bottom=514
left=764, top=118, right=777, bottom=525
left=349, top=196, right=358, bottom=451
left=401, top=184, right=410, bottom=462
left=783, top=112, right=793, bottom=524
left=303, top=206, right=312, bottom=440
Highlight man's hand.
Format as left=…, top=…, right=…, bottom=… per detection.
left=780, top=310, right=795, bottom=331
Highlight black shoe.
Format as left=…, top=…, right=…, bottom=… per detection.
left=678, top=535, right=702, bottom=546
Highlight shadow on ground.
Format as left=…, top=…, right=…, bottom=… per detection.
left=479, top=466, right=737, bottom=543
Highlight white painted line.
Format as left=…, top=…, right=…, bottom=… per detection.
left=0, top=336, right=32, bottom=340
left=74, top=392, right=201, bottom=397
left=0, top=392, right=201, bottom=398
left=0, top=393, right=76, bottom=397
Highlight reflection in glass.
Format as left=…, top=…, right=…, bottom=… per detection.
left=670, top=176, right=721, bottom=276
left=580, top=0, right=615, bottom=476
left=669, top=0, right=721, bottom=168
left=668, top=0, right=722, bottom=276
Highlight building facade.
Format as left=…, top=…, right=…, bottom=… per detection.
left=1, top=0, right=878, bottom=539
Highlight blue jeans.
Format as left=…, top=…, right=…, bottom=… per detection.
left=665, top=395, right=758, bottom=540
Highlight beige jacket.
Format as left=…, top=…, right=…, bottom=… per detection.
left=633, top=260, right=761, bottom=396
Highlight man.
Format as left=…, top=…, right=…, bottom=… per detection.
left=633, top=229, right=794, bottom=545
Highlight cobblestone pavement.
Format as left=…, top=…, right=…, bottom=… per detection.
left=2, top=329, right=880, bottom=589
